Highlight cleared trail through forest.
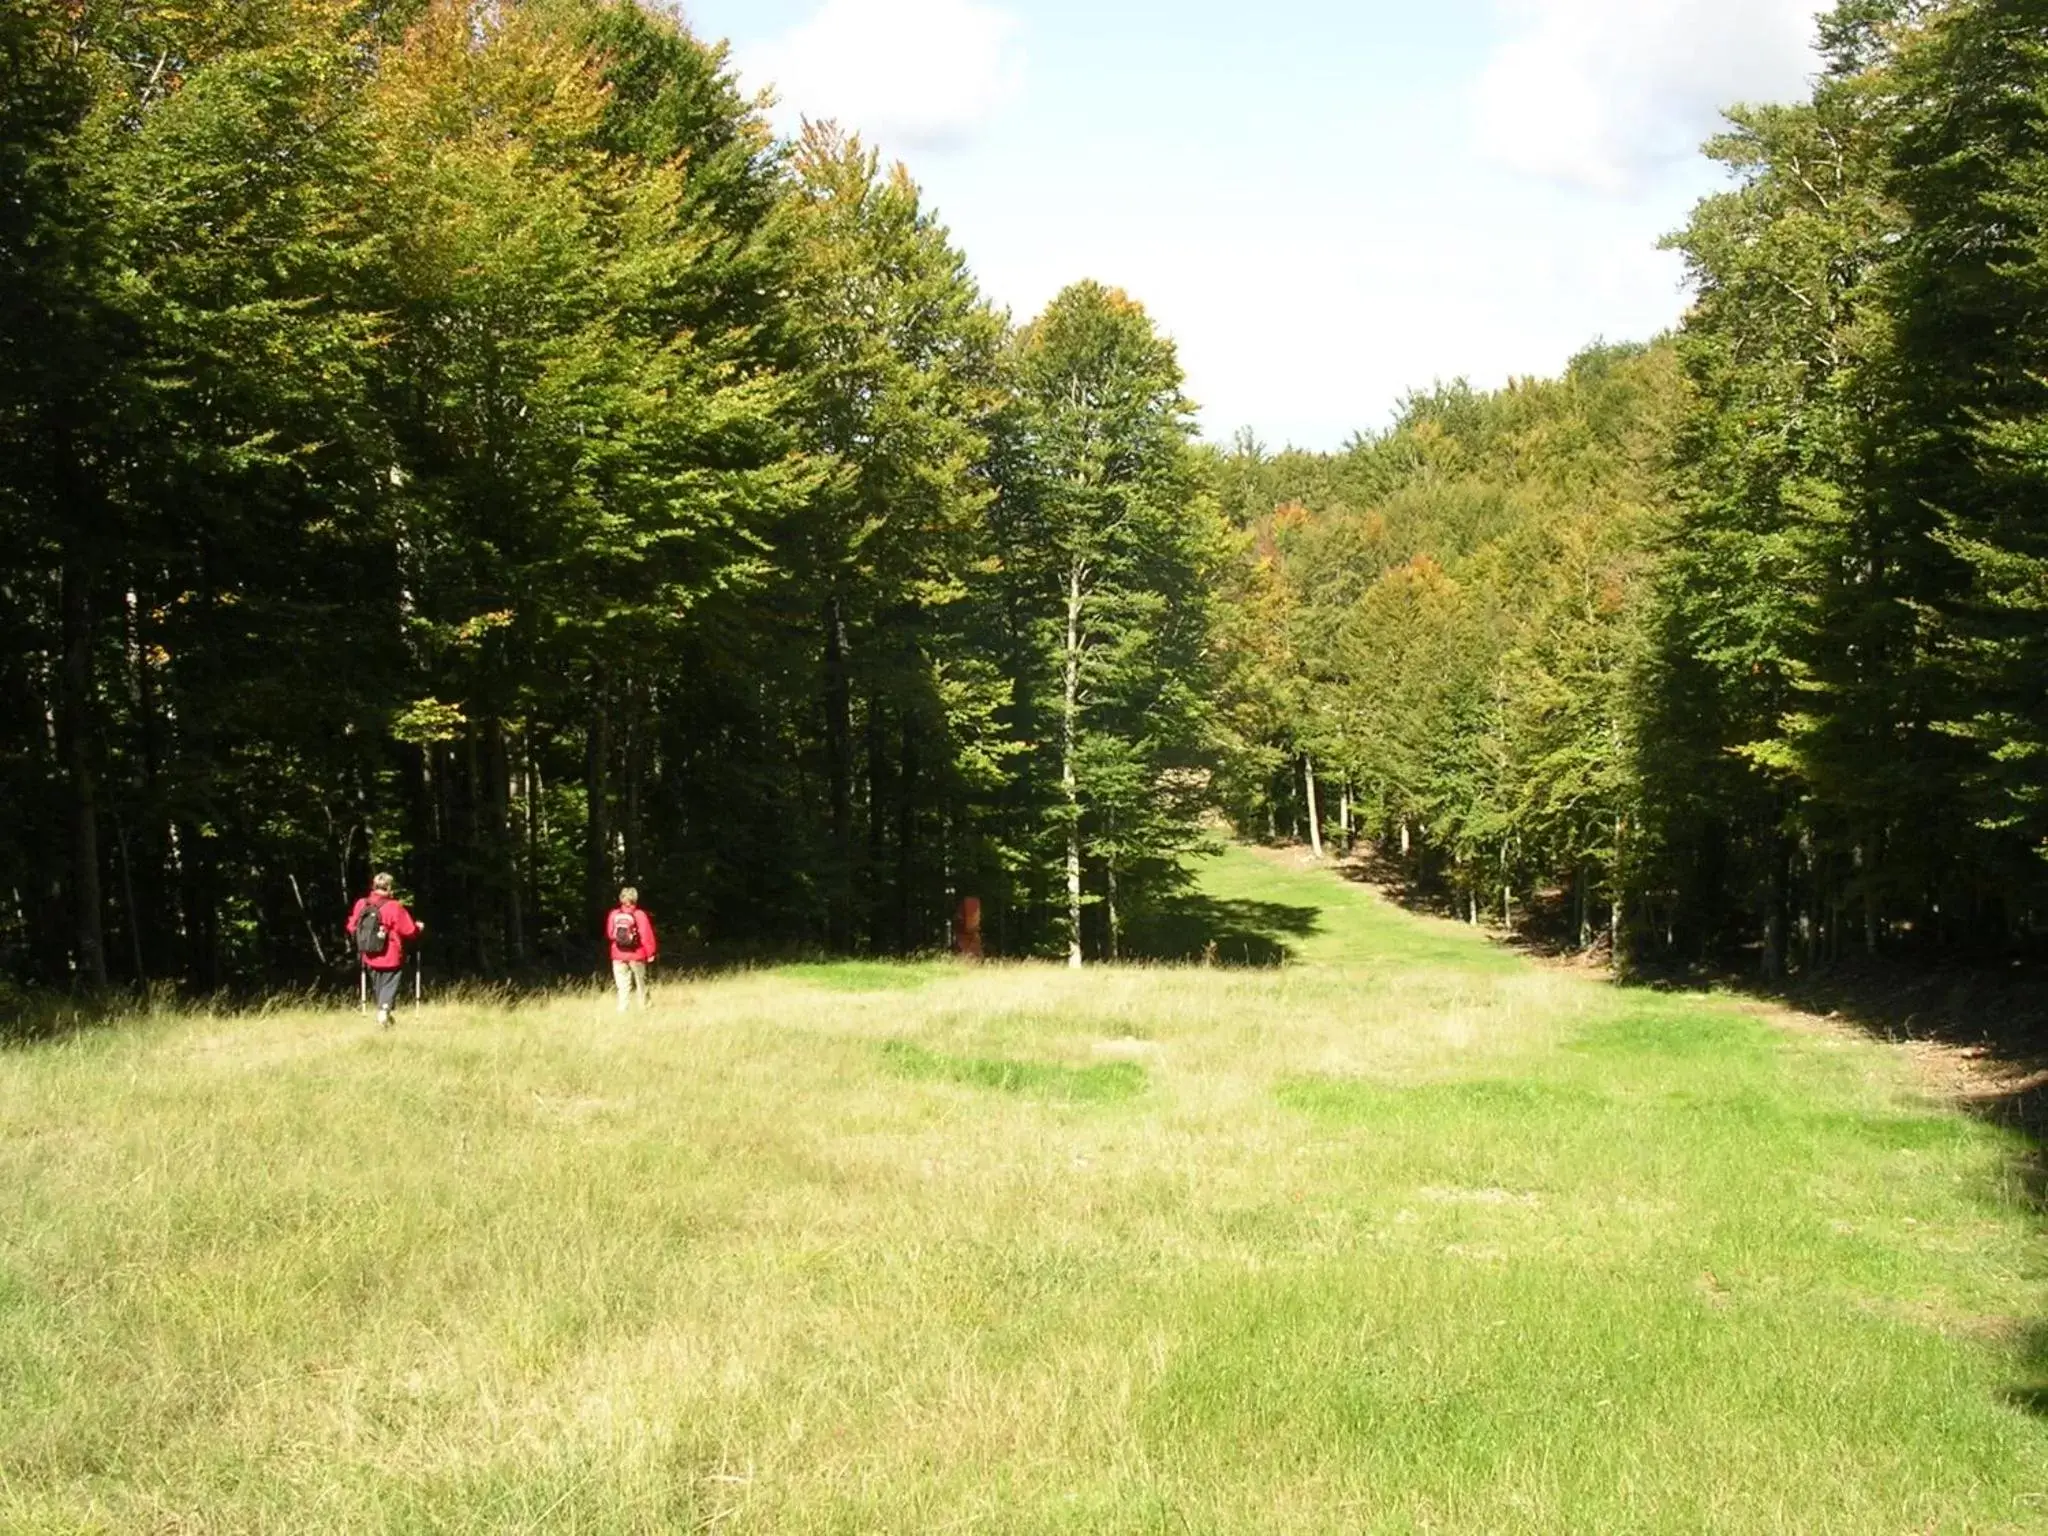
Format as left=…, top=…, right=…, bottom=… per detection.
left=3, top=847, right=2047, bottom=1532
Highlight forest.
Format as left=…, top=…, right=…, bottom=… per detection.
left=4, top=0, right=2046, bottom=996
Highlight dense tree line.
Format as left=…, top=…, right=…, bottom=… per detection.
left=0, top=0, right=1217, bottom=993
left=11, top=0, right=2043, bottom=1000
left=1217, top=0, right=2048, bottom=974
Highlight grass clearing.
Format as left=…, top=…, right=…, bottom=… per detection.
left=4, top=846, right=2046, bottom=1531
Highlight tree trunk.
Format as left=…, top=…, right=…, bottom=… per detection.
left=457, top=728, right=482, bottom=969
left=175, top=818, right=220, bottom=991
left=430, top=741, right=454, bottom=950
left=288, top=871, right=327, bottom=969
left=1612, top=818, right=1627, bottom=963
left=623, top=684, right=647, bottom=889
left=57, top=545, right=108, bottom=989
left=1063, top=560, right=1084, bottom=969
left=867, top=698, right=889, bottom=954
left=823, top=595, right=853, bottom=950
left=131, top=577, right=174, bottom=981
left=584, top=673, right=614, bottom=959
left=1340, top=787, right=1353, bottom=854
left=524, top=720, right=545, bottom=960
left=897, top=711, right=916, bottom=956
left=1304, top=755, right=1324, bottom=859
left=115, top=818, right=146, bottom=983
left=1762, top=843, right=1787, bottom=981
left=1400, top=820, right=1412, bottom=859
left=487, top=718, right=523, bottom=968
left=1105, top=811, right=1119, bottom=964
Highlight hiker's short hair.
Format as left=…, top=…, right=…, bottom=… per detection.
left=372, top=872, right=396, bottom=894
left=619, top=886, right=639, bottom=906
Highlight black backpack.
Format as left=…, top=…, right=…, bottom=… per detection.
left=611, top=911, right=640, bottom=952
left=356, top=898, right=388, bottom=958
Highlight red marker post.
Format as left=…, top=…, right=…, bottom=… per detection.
left=954, top=896, right=984, bottom=961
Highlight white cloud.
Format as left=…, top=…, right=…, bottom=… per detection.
left=1473, top=0, right=1823, bottom=193
left=736, top=0, right=1024, bottom=152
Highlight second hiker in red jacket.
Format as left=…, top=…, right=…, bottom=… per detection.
left=607, top=887, right=657, bottom=1013
left=347, top=872, right=421, bottom=1029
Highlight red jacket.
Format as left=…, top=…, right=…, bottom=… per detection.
left=606, top=905, right=657, bottom=964
left=347, top=895, right=418, bottom=971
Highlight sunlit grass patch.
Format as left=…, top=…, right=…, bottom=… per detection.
left=779, top=960, right=948, bottom=992
left=879, top=1039, right=1146, bottom=1103
left=1570, top=1000, right=1781, bottom=1061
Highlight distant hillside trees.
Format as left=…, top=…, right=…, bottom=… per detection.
left=1212, top=344, right=1682, bottom=945
left=1215, top=0, right=2048, bottom=972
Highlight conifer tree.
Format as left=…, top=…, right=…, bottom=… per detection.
left=1887, top=0, right=2048, bottom=915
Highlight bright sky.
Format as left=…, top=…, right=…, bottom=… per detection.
left=676, top=0, right=1827, bottom=450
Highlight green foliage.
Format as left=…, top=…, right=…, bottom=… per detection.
left=12, top=0, right=2046, bottom=992
left=1217, top=0, right=2048, bottom=971
left=1638, top=0, right=2048, bottom=966
left=775, top=121, right=1009, bottom=951
left=0, top=0, right=1223, bottom=990
left=1887, top=0, right=2048, bottom=870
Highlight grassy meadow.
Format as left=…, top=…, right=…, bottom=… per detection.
left=4, top=847, right=2047, bottom=1532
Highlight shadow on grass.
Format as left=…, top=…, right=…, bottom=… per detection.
left=2003, top=1323, right=2048, bottom=1420
left=1334, top=839, right=2048, bottom=1093
left=1120, top=891, right=1324, bottom=968
left=1332, top=840, right=1427, bottom=904
left=0, top=981, right=355, bottom=1049
left=1594, top=954, right=2048, bottom=1146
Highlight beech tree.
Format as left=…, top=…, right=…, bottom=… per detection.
left=1001, top=282, right=1215, bottom=965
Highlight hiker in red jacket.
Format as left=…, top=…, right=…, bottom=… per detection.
left=606, top=886, right=658, bottom=1013
left=347, top=872, right=421, bottom=1029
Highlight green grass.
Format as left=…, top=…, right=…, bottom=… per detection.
left=880, top=1039, right=1148, bottom=1103
left=3, top=845, right=2046, bottom=1532
left=780, top=960, right=948, bottom=993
